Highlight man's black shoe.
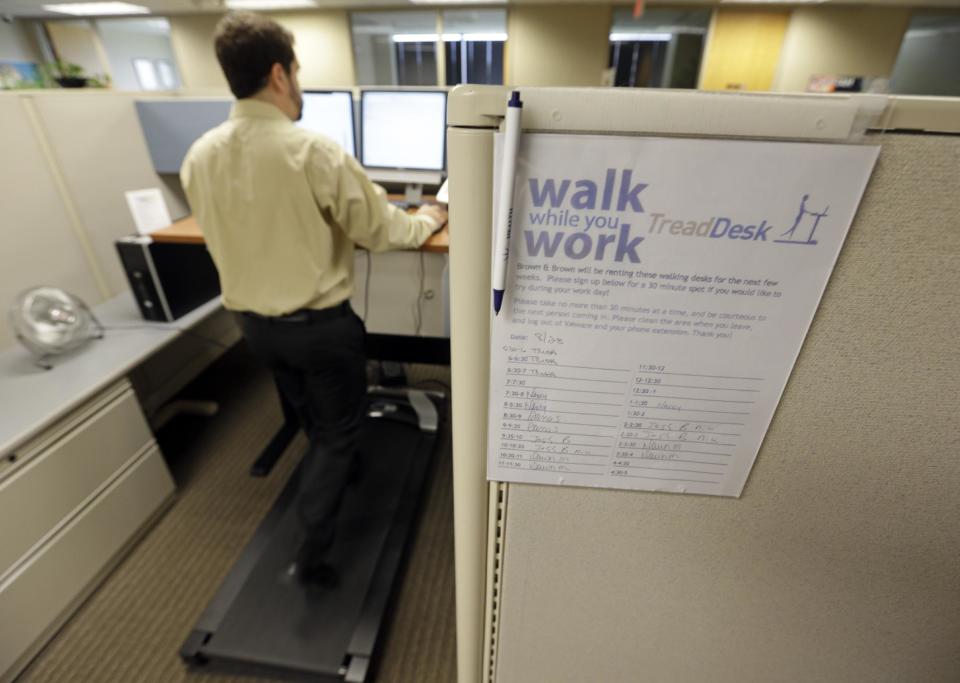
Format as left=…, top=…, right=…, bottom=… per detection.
left=294, top=528, right=337, bottom=588
left=298, top=560, right=339, bottom=590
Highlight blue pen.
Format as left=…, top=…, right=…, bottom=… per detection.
left=492, top=91, right=523, bottom=315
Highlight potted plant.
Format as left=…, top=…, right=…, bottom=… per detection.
left=41, top=60, right=88, bottom=88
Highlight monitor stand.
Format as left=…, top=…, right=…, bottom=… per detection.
left=404, top=183, right=423, bottom=206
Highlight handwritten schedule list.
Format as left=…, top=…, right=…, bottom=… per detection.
left=494, top=334, right=763, bottom=494
left=487, top=134, right=878, bottom=496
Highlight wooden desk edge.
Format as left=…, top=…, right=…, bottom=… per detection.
left=151, top=215, right=448, bottom=253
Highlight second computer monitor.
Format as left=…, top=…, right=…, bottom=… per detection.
left=361, top=90, right=447, bottom=172
left=298, top=90, right=356, bottom=157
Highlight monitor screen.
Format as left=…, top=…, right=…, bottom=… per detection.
left=297, top=90, right=356, bottom=157
left=361, top=90, right=447, bottom=171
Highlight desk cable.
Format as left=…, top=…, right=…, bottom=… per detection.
left=413, top=251, right=426, bottom=336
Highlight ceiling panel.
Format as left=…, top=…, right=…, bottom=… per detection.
left=2, top=0, right=960, bottom=21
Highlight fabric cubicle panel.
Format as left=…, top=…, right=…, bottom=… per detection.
left=490, top=128, right=960, bottom=681
left=0, top=95, right=105, bottom=352
left=31, top=92, right=190, bottom=298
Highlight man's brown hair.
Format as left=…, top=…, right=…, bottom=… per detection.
left=214, top=12, right=295, bottom=99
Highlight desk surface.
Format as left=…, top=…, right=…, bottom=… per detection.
left=152, top=198, right=449, bottom=253
left=0, top=293, right=222, bottom=456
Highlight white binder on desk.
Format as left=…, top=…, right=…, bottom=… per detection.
left=447, top=87, right=960, bottom=683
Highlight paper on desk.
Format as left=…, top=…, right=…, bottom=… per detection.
left=125, top=188, right=172, bottom=235
left=436, top=179, right=449, bottom=204
left=486, top=133, right=879, bottom=497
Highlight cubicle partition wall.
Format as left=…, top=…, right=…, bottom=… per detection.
left=0, top=92, right=187, bottom=351
left=0, top=91, right=239, bottom=413
left=134, top=90, right=450, bottom=343
left=0, top=89, right=448, bottom=359
left=447, top=86, right=960, bottom=683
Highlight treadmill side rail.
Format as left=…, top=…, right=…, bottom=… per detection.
left=344, top=655, right=371, bottom=683
left=407, top=390, right=439, bottom=433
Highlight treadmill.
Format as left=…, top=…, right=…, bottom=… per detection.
left=181, top=386, right=445, bottom=682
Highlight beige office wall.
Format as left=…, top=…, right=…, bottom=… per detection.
left=45, top=20, right=111, bottom=80
left=507, top=5, right=612, bottom=87
left=168, top=11, right=355, bottom=92
left=268, top=11, right=356, bottom=88
left=0, top=95, right=105, bottom=352
left=0, top=20, right=43, bottom=63
left=493, top=132, right=960, bottom=682
left=167, top=14, right=228, bottom=92
left=773, top=7, right=910, bottom=92
left=699, top=9, right=790, bottom=91
left=30, top=92, right=190, bottom=297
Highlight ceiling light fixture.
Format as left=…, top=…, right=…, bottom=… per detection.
left=393, top=32, right=508, bottom=43
left=224, top=0, right=317, bottom=9
left=43, top=2, right=149, bottom=15
left=392, top=33, right=440, bottom=42
left=459, top=32, right=507, bottom=42
left=609, top=32, right=672, bottom=42
left=409, top=0, right=506, bottom=5
left=719, top=0, right=825, bottom=3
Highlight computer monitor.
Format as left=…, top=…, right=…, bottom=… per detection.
left=297, top=90, right=356, bottom=157
left=360, top=90, right=447, bottom=172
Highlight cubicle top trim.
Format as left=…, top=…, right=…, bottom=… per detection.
left=447, top=86, right=960, bottom=138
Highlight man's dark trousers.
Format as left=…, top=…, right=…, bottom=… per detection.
left=238, top=301, right=366, bottom=544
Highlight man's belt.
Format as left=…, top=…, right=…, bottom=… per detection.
left=240, top=300, right=351, bottom=324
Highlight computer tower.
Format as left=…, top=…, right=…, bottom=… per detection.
left=116, top=236, right=220, bottom=322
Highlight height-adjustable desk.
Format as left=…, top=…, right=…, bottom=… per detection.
left=149, top=206, right=450, bottom=477
left=150, top=209, right=450, bottom=254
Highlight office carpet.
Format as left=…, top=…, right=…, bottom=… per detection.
left=17, top=349, right=457, bottom=683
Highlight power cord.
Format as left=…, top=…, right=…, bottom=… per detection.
left=414, top=251, right=426, bottom=336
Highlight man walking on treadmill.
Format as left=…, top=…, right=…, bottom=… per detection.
left=181, top=12, right=447, bottom=585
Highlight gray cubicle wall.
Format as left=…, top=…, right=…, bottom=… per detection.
left=33, top=93, right=192, bottom=297
left=0, top=91, right=446, bottom=355
left=491, top=124, right=960, bottom=683
left=0, top=92, right=193, bottom=351
left=0, top=95, right=106, bottom=353
left=135, top=99, right=231, bottom=174
left=446, top=88, right=960, bottom=683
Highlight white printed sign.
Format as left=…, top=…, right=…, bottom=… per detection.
left=125, top=188, right=171, bottom=235
left=487, top=134, right=879, bottom=497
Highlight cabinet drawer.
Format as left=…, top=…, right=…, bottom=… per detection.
left=0, top=445, right=173, bottom=682
left=0, top=388, right=154, bottom=576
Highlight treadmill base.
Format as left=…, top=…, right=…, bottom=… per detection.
left=181, top=388, right=444, bottom=683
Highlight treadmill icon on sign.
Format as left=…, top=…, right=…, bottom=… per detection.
left=776, top=194, right=829, bottom=246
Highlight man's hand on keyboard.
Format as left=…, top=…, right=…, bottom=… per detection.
left=416, top=203, right=448, bottom=231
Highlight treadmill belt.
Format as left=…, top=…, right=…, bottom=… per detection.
left=198, top=411, right=434, bottom=680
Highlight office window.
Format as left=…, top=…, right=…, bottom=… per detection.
left=608, top=8, right=709, bottom=89
left=351, top=11, right=438, bottom=86
left=889, top=14, right=960, bottom=97
left=97, top=18, right=180, bottom=91
left=133, top=58, right=159, bottom=90
left=156, top=59, right=177, bottom=90
left=442, top=9, right=506, bottom=86
left=394, top=41, right=438, bottom=87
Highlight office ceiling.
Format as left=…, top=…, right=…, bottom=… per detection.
left=2, top=0, right=960, bottom=19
